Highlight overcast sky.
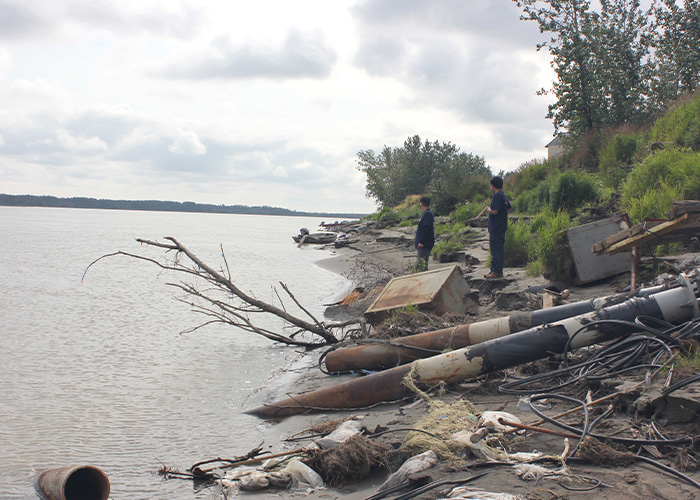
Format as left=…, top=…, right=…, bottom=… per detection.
left=0, top=0, right=556, bottom=213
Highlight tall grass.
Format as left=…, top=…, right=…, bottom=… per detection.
left=504, top=220, right=533, bottom=267
left=624, top=180, right=681, bottom=224
left=530, top=209, right=573, bottom=283
left=651, top=92, right=700, bottom=151
left=621, top=147, right=700, bottom=222
left=598, top=133, right=641, bottom=189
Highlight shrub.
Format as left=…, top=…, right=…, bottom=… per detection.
left=431, top=193, right=461, bottom=216
left=431, top=238, right=465, bottom=262
left=548, top=170, right=601, bottom=213
left=513, top=186, right=549, bottom=214
left=509, top=159, right=551, bottom=196
left=371, top=207, right=400, bottom=222
left=450, top=202, right=481, bottom=223
left=431, top=223, right=474, bottom=261
left=513, top=171, right=601, bottom=215
left=435, top=221, right=466, bottom=237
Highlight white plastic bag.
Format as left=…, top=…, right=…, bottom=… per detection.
left=313, top=419, right=365, bottom=449
left=281, top=459, right=324, bottom=489
left=378, top=450, right=439, bottom=491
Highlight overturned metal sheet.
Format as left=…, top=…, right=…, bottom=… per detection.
left=363, top=265, right=474, bottom=324
left=566, top=215, right=632, bottom=284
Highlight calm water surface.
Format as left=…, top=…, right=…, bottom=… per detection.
left=0, top=207, right=350, bottom=499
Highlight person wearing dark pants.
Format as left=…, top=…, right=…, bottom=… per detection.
left=485, top=176, right=511, bottom=279
left=415, top=196, right=435, bottom=270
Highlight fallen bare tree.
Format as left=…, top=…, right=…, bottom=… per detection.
left=84, top=236, right=364, bottom=347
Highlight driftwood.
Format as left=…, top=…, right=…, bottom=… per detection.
left=84, top=237, right=362, bottom=346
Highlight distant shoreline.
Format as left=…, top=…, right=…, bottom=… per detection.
left=0, top=193, right=366, bottom=219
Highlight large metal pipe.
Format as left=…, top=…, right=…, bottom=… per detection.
left=247, top=280, right=699, bottom=418
left=35, top=465, right=110, bottom=500
left=324, top=285, right=669, bottom=373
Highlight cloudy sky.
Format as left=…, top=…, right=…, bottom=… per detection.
left=0, top=0, right=555, bottom=213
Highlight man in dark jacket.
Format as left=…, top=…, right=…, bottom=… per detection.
left=415, top=196, right=435, bottom=270
left=484, top=176, right=511, bottom=279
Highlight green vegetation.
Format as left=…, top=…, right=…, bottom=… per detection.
left=621, top=147, right=700, bottom=223
left=449, top=202, right=482, bottom=223
left=368, top=196, right=423, bottom=224
left=676, top=346, right=700, bottom=373
left=514, top=170, right=601, bottom=214
left=503, top=220, right=532, bottom=268
left=598, top=133, right=642, bottom=189
left=515, top=0, right=700, bottom=138
left=359, top=78, right=699, bottom=286
left=357, top=135, right=491, bottom=214
left=431, top=221, right=475, bottom=262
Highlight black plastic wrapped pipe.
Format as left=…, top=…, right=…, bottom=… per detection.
left=248, top=281, right=698, bottom=417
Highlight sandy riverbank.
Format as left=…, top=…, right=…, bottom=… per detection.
left=244, top=223, right=700, bottom=500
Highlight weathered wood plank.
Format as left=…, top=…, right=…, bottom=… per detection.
left=606, top=213, right=694, bottom=255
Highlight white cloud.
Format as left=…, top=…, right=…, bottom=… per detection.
left=53, top=129, right=109, bottom=153
left=157, top=29, right=337, bottom=80
left=168, top=131, right=207, bottom=155
left=0, top=0, right=559, bottom=213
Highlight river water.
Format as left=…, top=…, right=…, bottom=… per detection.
left=0, top=207, right=351, bottom=499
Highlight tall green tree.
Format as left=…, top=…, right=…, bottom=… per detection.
left=596, top=0, right=653, bottom=125
left=357, top=145, right=403, bottom=208
left=356, top=135, right=490, bottom=211
left=516, top=0, right=657, bottom=136
left=651, top=0, right=700, bottom=105
left=429, top=152, right=491, bottom=214
left=516, top=0, right=601, bottom=135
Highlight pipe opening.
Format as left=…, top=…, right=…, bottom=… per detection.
left=63, top=467, right=110, bottom=500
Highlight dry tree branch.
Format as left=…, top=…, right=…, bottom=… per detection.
left=170, top=281, right=313, bottom=343
left=279, top=282, right=325, bottom=331
left=84, top=237, right=365, bottom=346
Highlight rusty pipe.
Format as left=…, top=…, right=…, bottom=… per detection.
left=247, top=279, right=699, bottom=418
left=324, top=285, right=669, bottom=373
left=35, top=465, right=110, bottom=500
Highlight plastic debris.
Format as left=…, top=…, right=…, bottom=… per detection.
left=282, top=459, right=324, bottom=489
left=512, top=463, right=568, bottom=481
left=238, top=471, right=271, bottom=490
left=441, top=486, right=525, bottom=499
left=476, top=411, right=522, bottom=433
left=516, top=396, right=551, bottom=412
left=378, top=450, right=439, bottom=492
left=313, top=419, right=366, bottom=449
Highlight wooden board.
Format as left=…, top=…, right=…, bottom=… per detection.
left=606, top=213, right=696, bottom=255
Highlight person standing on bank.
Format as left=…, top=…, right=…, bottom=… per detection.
left=484, top=176, right=511, bottom=279
left=415, top=196, right=435, bottom=270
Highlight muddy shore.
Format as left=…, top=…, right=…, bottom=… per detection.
left=246, top=222, right=700, bottom=500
